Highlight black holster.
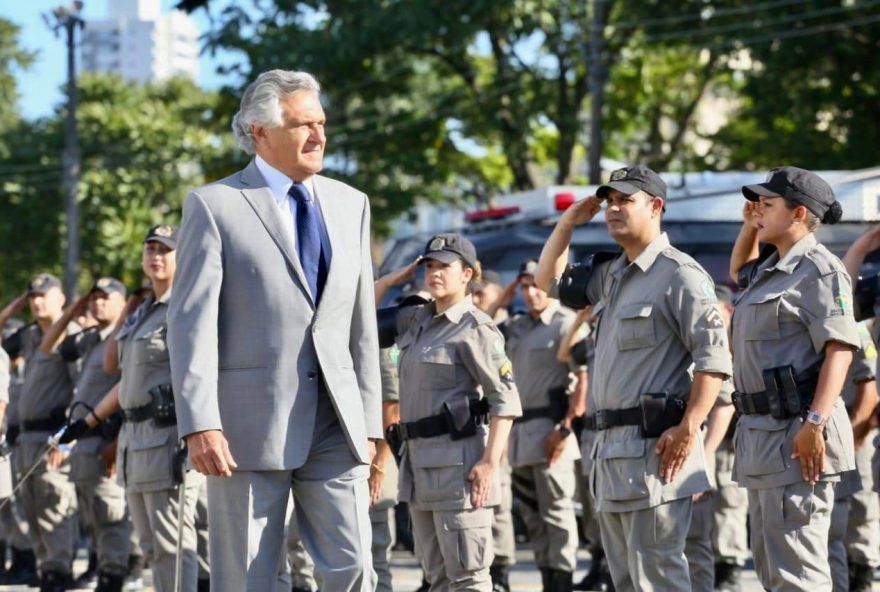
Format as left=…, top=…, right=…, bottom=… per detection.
left=639, top=393, right=686, bottom=438
left=763, top=366, right=803, bottom=420
left=100, top=411, right=124, bottom=441
left=385, top=424, right=403, bottom=460
left=443, top=398, right=479, bottom=440
left=173, top=445, right=187, bottom=485
left=148, top=384, right=177, bottom=428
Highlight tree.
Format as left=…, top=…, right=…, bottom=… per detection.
left=0, top=74, right=237, bottom=300
left=0, top=18, right=36, bottom=154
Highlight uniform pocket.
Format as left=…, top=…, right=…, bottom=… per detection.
left=420, top=346, right=457, bottom=390
left=411, top=444, right=466, bottom=504
left=616, top=303, right=656, bottom=351
left=596, top=439, right=649, bottom=501
left=136, top=325, right=169, bottom=365
left=442, top=509, right=493, bottom=571
left=744, top=295, right=781, bottom=341
left=125, top=432, right=174, bottom=490
left=738, top=419, right=789, bottom=477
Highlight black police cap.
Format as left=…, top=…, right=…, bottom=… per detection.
left=420, top=233, right=478, bottom=269
left=27, top=273, right=62, bottom=295
left=144, top=224, right=178, bottom=249
left=742, top=166, right=842, bottom=224
left=597, top=165, right=668, bottom=201
left=90, top=277, right=127, bottom=297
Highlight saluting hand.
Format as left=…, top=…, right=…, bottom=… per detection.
left=792, top=423, right=825, bottom=484
left=741, top=201, right=760, bottom=230
left=0, top=292, right=28, bottom=320
left=561, top=196, right=602, bottom=227
left=187, top=430, right=238, bottom=477
left=468, top=459, right=498, bottom=508
left=655, top=424, right=697, bottom=483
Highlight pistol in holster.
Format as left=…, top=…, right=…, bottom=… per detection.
left=442, top=398, right=480, bottom=441
left=639, top=393, right=687, bottom=438
left=763, top=366, right=807, bottom=420
left=385, top=424, right=404, bottom=461
left=148, top=384, right=177, bottom=428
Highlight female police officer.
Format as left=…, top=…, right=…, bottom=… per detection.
left=392, top=233, right=522, bottom=591
left=729, top=166, right=859, bottom=591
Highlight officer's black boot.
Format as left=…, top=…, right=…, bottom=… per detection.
left=95, top=570, right=125, bottom=592
left=547, top=568, right=574, bottom=592
left=0, top=540, right=7, bottom=576
left=540, top=567, right=552, bottom=591
left=575, top=550, right=605, bottom=591
left=714, top=561, right=742, bottom=591
left=3, top=546, right=39, bottom=585
left=490, top=563, right=511, bottom=592
left=198, top=576, right=210, bottom=591
left=414, top=574, right=430, bottom=592
left=848, top=561, right=875, bottom=592
left=39, top=569, right=72, bottom=592
left=74, top=551, right=99, bottom=589
left=123, top=553, right=144, bottom=591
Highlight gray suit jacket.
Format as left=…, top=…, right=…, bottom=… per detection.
left=168, top=160, right=382, bottom=470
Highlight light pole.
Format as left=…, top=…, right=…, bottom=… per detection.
left=43, top=1, right=84, bottom=298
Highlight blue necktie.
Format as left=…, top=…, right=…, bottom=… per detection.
left=289, top=182, right=323, bottom=302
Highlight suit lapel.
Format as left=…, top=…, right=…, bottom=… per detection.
left=238, top=160, right=314, bottom=308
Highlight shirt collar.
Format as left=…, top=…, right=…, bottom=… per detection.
left=420, top=297, right=474, bottom=327
left=769, top=232, right=817, bottom=274
left=535, top=300, right=560, bottom=325
left=155, top=287, right=173, bottom=305
left=254, top=155, right=315, bottom=204
left=610, top=232, right=670, bottom=276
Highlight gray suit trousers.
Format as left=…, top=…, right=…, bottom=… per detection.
left=207, top=393, right=374, bottom=592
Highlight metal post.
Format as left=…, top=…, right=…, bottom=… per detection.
left=44, top=2, right=84, bottom=298
left=588, top=0, right=609, bottom=184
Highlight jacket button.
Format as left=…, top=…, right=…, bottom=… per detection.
left=307, top=371, right=317, bottom=380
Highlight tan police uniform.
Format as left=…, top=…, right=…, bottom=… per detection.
left=61, top=325, right=132, bottom=580
left=15, top=321, right=80, bottom=580
left=838, top=321, right=879, bottom=590
left=397, top=298, right=522, bottom=591
left=116, top=289, right=203, bottom=592
left=731, top=232, right=859, bottom=591
left=569, top=232, right=733, bottom=592
left=372, top=344, right=401, bottom=592
left=504, top=301, right=580, bottom=583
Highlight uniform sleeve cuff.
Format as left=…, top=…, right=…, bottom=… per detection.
left=691, top=346, right=733, bottom=378
left=809, top=317, right=860, bottom=354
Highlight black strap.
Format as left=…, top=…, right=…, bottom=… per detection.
left=518, top=405, right=558, bottom=422
left=732, top=368, right=818, bottom=417
left=21, top=417, right=65, bottom=433
left=397, top=398, right=489, bottom=441
left=122, top=403, right=154, bottom=423
left=584, top=406, right=643, bottom=431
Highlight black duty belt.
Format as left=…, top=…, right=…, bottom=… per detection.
left=516, top=386, right=568, bottom=423
left=732, top=366, right=818, bottom=418
left=123, top=403, right=154, bottom=423
left=394, top=398, right=489, bottom=441
left=581, top=406, right=642, bottom=431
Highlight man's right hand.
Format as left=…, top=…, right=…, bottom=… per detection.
left=0, top=292, right=27, bottom=320
left=561, top=195, right=602, bottom=227
left=186, top=430, right=238, bottom=477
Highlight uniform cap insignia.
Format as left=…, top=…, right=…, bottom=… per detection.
left=610, top=168, right=629, bottom=181
left=155, top=225, right=173, bottom=237
left=97, top=278, right=110, bottom=288
left=429, top=238, right=445, bottom=251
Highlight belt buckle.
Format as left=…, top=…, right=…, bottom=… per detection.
left=595, top=410, right=608, bottom=431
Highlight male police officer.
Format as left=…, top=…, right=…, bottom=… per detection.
left=504, top=259, right=583, bottom=591
left=535, top=166, right=732, bottom=591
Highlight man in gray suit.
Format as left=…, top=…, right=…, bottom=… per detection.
left=168, top=69, right=382, bottom=592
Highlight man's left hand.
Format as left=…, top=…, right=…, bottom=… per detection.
left=655, top=424, right=697, bottom=483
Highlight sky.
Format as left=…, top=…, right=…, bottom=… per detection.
left=2, top=0, right=243, bottom=120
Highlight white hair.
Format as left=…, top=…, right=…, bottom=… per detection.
left=231, top=70, right=322, bottom=154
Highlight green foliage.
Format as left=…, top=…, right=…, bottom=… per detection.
left=0, top=18, right=36, bottom=154
left=0, top=74, right=237, bottom=300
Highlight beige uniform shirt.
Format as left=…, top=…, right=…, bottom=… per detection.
left=840, top=321, right=876, bottom=409
left=731, top=233, right=860, bottom=489
left=504, top=301, right=580, bottom=468
left=116, top=290, right=180, bottom=492
left=396, top=298, right=522, bottom=511
left=579, top=233, right=733, bottom=512
left=374, top=345, right=400, bottom=510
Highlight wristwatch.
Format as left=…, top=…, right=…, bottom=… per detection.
left=555, top=423, right=572, bottom=438
left=805, top=410, right=826, bottom=428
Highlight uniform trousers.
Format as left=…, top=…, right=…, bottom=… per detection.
left=848, top=436, right=880, bottom=567
left=511, top=461, right=578, bottom=571
left=828, top=497, right=849, bottom=592
left=126, top=470, right=202, bottom=592
left=748, top=480, right=834, bottom=592
left=13, top=440, right=77, bottom=574
left=598, top=496, right=693, bottom=592
left=71, top=452, right=131, bottom=575
left=370, top=506, right=395, bottom=592
left=0, top=449, right=33, bottom=551
left=491, top=457, right=516, bottom=567
left=712, top=447, right=750, bottom=566
left=685, top=493, right=714, bottom=592
left=410, top=506, right=494, bottom=591
left=206, top=393, right=374, bottom=592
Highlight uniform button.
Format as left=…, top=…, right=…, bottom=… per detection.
left=307, top=371, right=317, bottom=380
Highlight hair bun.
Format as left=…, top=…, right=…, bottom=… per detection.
left=822, top=200, right=843, bottom=224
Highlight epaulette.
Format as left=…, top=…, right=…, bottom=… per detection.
left=803, top=243, right=838, bottom=276
left=468, top=308, right=496, bottom=327
left=659, top=246, right=699, bottom=267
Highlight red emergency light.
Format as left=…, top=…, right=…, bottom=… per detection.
left=465, top=206, right=521, bottom=222
left=554, top=192, right=576, bottom=211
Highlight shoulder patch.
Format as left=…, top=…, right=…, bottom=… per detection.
left=499, top=360, right=515, bottom=383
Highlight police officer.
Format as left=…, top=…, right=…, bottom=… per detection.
left=709, top=288, right=750, bottom=592
left=77, top=225, right=204, bottom=592
left=49, top=277, right=132, bottom=591
left=535, top=165, right=732, bottom=591
left=729, top=166, right=859, bottom=590
left=832, top=321, right=878, bottom=592
left=13, top=273, right=80, bottom=590
left=504, top=258, right=583, bottom=591
left=393, top=233, right=522, bottom=591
